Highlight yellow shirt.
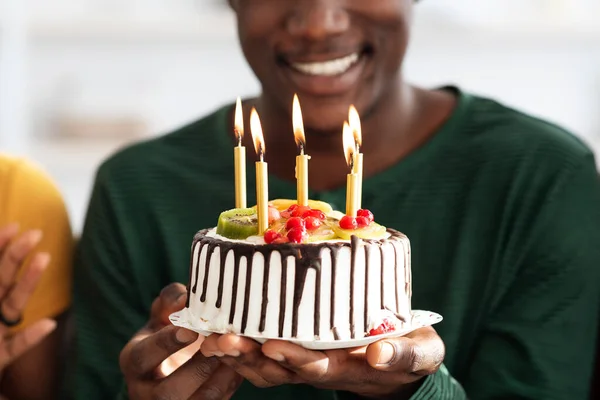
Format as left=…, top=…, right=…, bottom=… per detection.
left=0, top=154, right=73, bottom=329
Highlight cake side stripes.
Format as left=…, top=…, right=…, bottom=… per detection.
left=313, top=256, right=322, bottom=338
left=278, top=255, right=288, bottom=337
left=200, top=242, right=217, bottom=302
left=191, top=241, right=203, bottom=294
left=291, top=261, right=310, bottom=338
left=379, top=245, right=385, bottom=310
left=364, top=245, right=370, bottom=335
left=228, top=254, right=242, bottom=324
left=240, top=256, right=254, bottom=334
left=349, top=236, right=360, bottom=339
left=215, top=246, right=229, bottom=308
left=258, top=252, right=271, bottom=333
left=391, top=241, right=400, bottom=313
left=186, top=241, right=198, bottom=307
left=329, top=250, right=337, bottom=339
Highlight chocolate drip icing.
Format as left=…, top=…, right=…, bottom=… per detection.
left=190, top=229, right=407, bottom=338
left=228, top=254, right=242, bottom=324
left=258, top=259, right=270, bottom=333
left=215, top=246, right=229, bottom=308
left=364, top=246, right=370, bottom=334
left=200, top=242, right=217, bottom=302
left=379, top=246, right=385, bottom=310
left=349, top=236, right=360, bottom=339
left=314, top=259, right=322, bottom=338
left=278, top=258, right=287, bottom=337
left=240, top=261, right=253, bottom=333
left=392, top=241, right=400, bottom=313
left=329, top=249, right=338, bottom=335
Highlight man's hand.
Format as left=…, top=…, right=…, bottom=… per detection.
left=201, top=326, right=445, bottom=399
left=119, top=283, right=243, bottom=400
left=0, top=224, right=56, bottom=372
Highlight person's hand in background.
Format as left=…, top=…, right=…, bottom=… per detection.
left=0, top=224, right=55, bottom=374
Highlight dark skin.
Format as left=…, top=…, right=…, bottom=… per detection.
left=0, top=226, right=65, bottom=400
left=120, top=0, right=454, bottom=398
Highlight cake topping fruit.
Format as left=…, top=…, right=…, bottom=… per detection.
left=333, top=221, right=387, bottom=240
left=285, top=217, right=305, bottom=231
left=287, top=227, right=308, bottom=243
left=304, top=216, right=322, bottom=231
left=367, top=317, right=397, bottom=336
left=356, top=216, right=370, bottom=228
left=339, top=215, right=358, bottom=230
left=216, top=208, right=259, bottom=239
left=268, top=206, right=281, bottom=224
left=268, top=199, right=333, bottom=214
left=264, top=229, right=282, bottom=244
left=357, top=209, right=375, bottom=223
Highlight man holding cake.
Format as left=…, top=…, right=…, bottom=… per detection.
left=69, top=1, right=600, bottom=399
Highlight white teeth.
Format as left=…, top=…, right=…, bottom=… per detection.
left=291, top=53, right=360, bottom=76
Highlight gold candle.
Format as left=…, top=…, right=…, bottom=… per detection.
left=343, top=121, right=359, bottom=217
left=293, top=94, right=310, bottom=206
left=234, top=97, right=247, bottom=209
left=250, top=108, right=269, bottom=234
left=349, top=105, right=363, bottom=210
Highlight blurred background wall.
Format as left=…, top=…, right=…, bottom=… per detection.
left=1, top=0, right=599, bottom=233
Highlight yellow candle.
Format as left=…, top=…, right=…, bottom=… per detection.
left=349, top=105, right=363, bottom=210
left=234, top=96, right=247, bottom=209
left=250, top=108, right=269, bottom=234
left=346, top=172, right=359, bottom=217
left=256, top=160, right=269, bottom=234
left=343, top=121, right=358, bottom=216
left=293, top=94, right=309, bottom=206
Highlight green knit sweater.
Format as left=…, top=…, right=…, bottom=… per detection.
left=68, top=88, right=600, bottom=399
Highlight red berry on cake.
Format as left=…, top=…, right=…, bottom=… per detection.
left=287, top=227, right=308, bottom=243
left=292, top=205, right=311, bottom=218
left=286, top=217, right=305, bottom=231
left=339, top=215, right=358, bottom=230
left=304, top=216, right=322, bottom=231
left=357, top=209, right=374, bottom=223
left=306, top=209, right=326, bottom=220
left=264, top=229, right=281, bottom=244
left=367, top=310, right=400, bottom=337
left=356, top=216, right=370, bottom=228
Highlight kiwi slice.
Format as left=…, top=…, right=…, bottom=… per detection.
left=332, top=222, right=388, bottom=240
left=268, top=199, right=334, bottom=214
left=307, top=226, right=337, bottom=242
left=216, top=208, right=259, bottom=240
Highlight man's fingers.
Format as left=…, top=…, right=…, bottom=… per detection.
left=1, top=253, right=50, bottom=322
left=120, top=325, right=199, bottom=378
left=191, top=363, right=243, bottom=400
left=1, top=319, right=56, bottom=368
left=263, top=339, right=338, bottom=382
left=0, top=224, right=19, bottom=249
left=0, top=230, right=42, bottom=298
left=366, top=327, right=445, bottom=374
left=150, top=283, right=187, bottom=328
left=153, top=351, right=220, bottom=400
left=203, top=334, right=296, bottom=387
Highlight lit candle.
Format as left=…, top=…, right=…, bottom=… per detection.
left=348, top=105, right=363, bottom=210
left=250, top=108, right=269, bottom=234
left=234, top=97, right=247, bottom=209
left=293, top=94, right=310, bottom=206
left=343, top=121, right=359, bottom=217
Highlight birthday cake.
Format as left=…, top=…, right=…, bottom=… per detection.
left=184, top=200, right=412, bottom=341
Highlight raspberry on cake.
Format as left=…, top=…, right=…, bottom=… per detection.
left=183, top=199, right=413, bottom=342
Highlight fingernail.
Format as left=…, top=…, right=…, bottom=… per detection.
left=213, top=351, right=224, bottom=357
left=175, top=328, right=197, bottom=344
left=377, top=342, right=397, bottom=366
left=265, top=352, right=285, bottom=363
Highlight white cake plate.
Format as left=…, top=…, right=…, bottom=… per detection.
left=169, top=309, right=442, bottom=350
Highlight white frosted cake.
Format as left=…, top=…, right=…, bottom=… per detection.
left=183, top=200, right=412, bottom=341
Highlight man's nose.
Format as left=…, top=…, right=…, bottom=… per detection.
left=286, top=1, right=350, bottom=40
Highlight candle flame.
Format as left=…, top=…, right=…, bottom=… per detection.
left=234, top=97, right=244, bottom=144
left=292, top=94, right=306, bottom=153
left=348, top=105, right=362, bottom=148
left=250, top=108, right=266, bottom=160
left=343, top=121, right=356, bottom=170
